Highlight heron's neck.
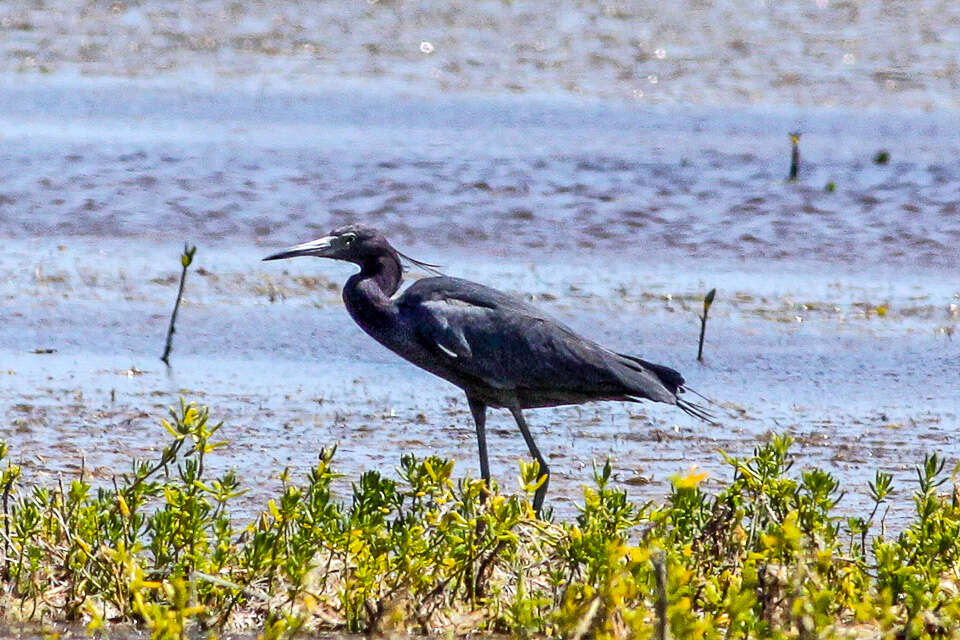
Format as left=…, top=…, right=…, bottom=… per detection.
left=342, top=252, right=402, bottom=329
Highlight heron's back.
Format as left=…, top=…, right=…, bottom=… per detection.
left=393, top=277, right=683, bottom=409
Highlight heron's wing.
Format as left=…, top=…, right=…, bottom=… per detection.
left=399, top=277, right=677, bottom=402
left=399, top=277, right=555, bottom=321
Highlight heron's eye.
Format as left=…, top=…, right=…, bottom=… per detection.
left=341, top=233, right=357, bottom=246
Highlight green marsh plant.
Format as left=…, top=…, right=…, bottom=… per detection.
left=1, top=404, right=959, bottom=639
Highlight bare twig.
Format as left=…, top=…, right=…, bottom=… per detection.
left=788, top=132, right=801, bottom=181
left=161, top=244, right=197, bottom=365
left=653, top=550, right=669, bottom=640
left=569, top=597, right=601, bottom=640
left=697, top=288, right=716, bottom=362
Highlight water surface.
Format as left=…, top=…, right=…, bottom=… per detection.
left=1, top=4, right=959, bottom=523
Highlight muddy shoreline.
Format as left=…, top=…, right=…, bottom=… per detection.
left=2, top=234, right=956, bottom=523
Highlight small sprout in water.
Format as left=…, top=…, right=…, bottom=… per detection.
left=181, top=244, right=196, bottom=268
left=825, top=181, right=836, bottom=193
left=788, top=132, right=801, bottom=181
left=161, top=243, right=198, bottom=365
left=873, top=150, right=890, bottom=165
left=703, top=287, right=716, bottom=312
left=697, top=288, right=716, bottom=362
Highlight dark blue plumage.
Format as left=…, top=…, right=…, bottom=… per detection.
left=264, top=224, right=709, bottom=513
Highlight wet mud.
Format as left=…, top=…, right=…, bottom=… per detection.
left=1, top=232, right=956, bottom=523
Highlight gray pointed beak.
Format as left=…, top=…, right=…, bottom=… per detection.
left=262, top=236, right=336, bottom=261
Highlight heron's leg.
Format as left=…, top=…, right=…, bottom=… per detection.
left=508, top=406, right=550, bottom=515
left=468, top=397, right=490, bottom=485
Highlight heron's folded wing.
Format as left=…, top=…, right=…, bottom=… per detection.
left=409, top=296, right=620, bottom=392
left=400, top=276, right=679, bottom=401
left=416, top=300, right=473, bottom=360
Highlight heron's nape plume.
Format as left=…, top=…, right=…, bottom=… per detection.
left=397, top=250, right=445, bottom=276
left=263, top=224, right=714, bottom=515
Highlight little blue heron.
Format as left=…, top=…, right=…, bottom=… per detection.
left=264, top=224, right=711, bottom=513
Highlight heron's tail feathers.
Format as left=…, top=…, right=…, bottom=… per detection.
left=623, top=393, right=716, bottom=424
left=616, top=351, right=719, bottom=424
left=616, top=352, right=685, bottom=394
left=676, top=396, right=718, bottom=424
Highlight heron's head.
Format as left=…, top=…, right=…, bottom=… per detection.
left=262, top=225, right=392, bottom=265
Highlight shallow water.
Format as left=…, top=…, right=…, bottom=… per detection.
left=1, top=2, right=959, bottom=526
left=2, top=0, right=959, bottom=110
left=1, top=228, right=957, bottom=522
left=1, top=76, right=958, bottom=269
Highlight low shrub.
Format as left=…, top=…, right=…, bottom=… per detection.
left=1, top=401, right=958, bottom=639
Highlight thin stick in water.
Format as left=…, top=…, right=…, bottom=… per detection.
left=788, top=132, right=801, bottom=181
left=697, top=288, right=716, bottom=362
left=160, top=244, right=197, bottom=365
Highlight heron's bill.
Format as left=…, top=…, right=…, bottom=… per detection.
left=262, top=236, right=336, bottom=261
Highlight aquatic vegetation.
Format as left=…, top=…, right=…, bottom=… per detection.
left=1, top=402, right=959, bottom=639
